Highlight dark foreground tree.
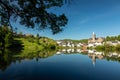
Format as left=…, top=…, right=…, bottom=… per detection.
left=0, top=26, right=13, bottom=49
left=0, top=0, right=68, bottom=34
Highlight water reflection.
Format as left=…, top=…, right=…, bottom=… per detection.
left=87, top=50, right=120, bottom=64
left=87, top=50, right=104, bottom=66
left=0, top=48, right=56, bottom=71
left=57, top=49, right=120, bottom=65
left=1, top=48, right=120, bottom=80
left=0, top=48, right=22, bottom=71
left=57, top=49, right=82, bottom=54
left=1, top=48, right=120, bottom=71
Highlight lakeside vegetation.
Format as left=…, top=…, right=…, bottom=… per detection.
left=1, top=25, right=120, bottom=54
left=62, top=39, right=88, bottom=44
left=105, top=35, right=120, bottom=41
left=0, top=26, right=58, bottom=71
left=1, top=25, right=120, bottom=71
left=95, top=35, right=120, bottom=52
left=0, top=26, right=57, bottom=54
left=95, top=44, right=120, bottom=53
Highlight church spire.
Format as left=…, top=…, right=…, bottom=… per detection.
left=92, top=32, right=96, bottom=42
left=93, top=32, right=95, bottom=35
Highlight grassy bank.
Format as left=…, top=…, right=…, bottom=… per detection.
left=14, top=37, right=57, bottom=58
left=14, top=38, right=44, bottom=57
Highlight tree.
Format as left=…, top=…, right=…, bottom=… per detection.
left=118, top=35, right=120, bottom=41
left=4, top=32, right=13, bottom=48
left=36, top=33, right=39, bottom=38
left=115, top=44, right=120, bottom=52
left=95, top=45, right=105, bottom=51
left=0, top=0, right=68, bottom=34
left=19, top=32, right=23, bottom=37
left=0, top=26, right=13, bottom=49
left=36, top=33, right=40, bottom=44
left=106, top=36, right=110, bottom=41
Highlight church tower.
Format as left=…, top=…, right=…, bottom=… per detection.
left=92, top=32, right=96, bottom=42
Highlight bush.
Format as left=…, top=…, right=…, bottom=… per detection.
left=115, top=44, right=120, bottom=52
left=104, top=44, right=114, bottom=52
left=5, top=33, right=13, bottom=48
left=95, top=45, right=105, bottom=51
left=28, top=37, right=34, bottom=43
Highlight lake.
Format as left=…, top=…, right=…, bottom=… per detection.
left=0, top=49, right=120, bottom=80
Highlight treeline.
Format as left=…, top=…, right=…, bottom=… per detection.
left=78, top=39, right=88, bottom=43
left=62, top=39, right=88, bottom=43
left=105, top=35, right=120, bottom=41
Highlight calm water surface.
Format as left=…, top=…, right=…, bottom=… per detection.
left=0, top=52, right=120, bottom=80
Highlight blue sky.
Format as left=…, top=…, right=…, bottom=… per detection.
left=12, top=0, right=120, bottom=40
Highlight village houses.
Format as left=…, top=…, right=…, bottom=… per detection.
left=88, top=32, right=104, bottom=47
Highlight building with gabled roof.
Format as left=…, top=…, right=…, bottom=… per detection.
left=88, top=32, right=104, bottom=46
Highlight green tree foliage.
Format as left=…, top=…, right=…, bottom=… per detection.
left=4, top=33, right=13, bottom=48
left=28, top=37, right=34, bottom=43
left=0, top=0, right=68, bottom=34
left=95, top=45, right=105, bottom=51
left=95, top=44, right=120, bottom=52
left=79, top=39, right=88, bottom=44
left=63, top=39, right=88, bottom=44
left=36, top=33, right=40, bottom=38
left=118, top=35, right=120, bottom=41
left=0, top=26, right=13, bottom=49
left=106, top=36, right=111, bottom=41
left=104, top=44, right=114, bottom=52
left=36, top=33, right=40, bottom=44
left=19, top=32, right=23, bottom=38
left=105, top=35, right=120, bottom=41
left=39, top=37, right=57, bottom=49
left=115, top=44, right=120, bottom=52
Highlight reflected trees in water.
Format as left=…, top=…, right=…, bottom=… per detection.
left=1, top=47, right=120, bottom=72
left=0, top=48, right=57, bottom=71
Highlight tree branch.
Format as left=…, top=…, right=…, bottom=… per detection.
left=0, top=0, right=13, bottom=32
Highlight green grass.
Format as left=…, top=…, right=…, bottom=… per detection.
left=14, top=38, right=44, bottom=57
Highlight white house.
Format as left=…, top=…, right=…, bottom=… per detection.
left=94, top=42, right=103, bottom=46
left=106, top=41, right=120, bottom=46
left=88, top=43, right=94, bottom=47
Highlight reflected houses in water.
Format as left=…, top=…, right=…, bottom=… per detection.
left=56, top=48, right=105, bottom=66
left=107, top=52, right=120, bottom=57
left=88, top=50, right=104, bottom=66
left=104, top=52, right=120, bottom=62
left=56, top=49, right=82, bottom=54
left=87, top=50, right=120, bottom=65
left=1, top=47, right=120, bottom=72
left=56, top=48, right=120, bottom=66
